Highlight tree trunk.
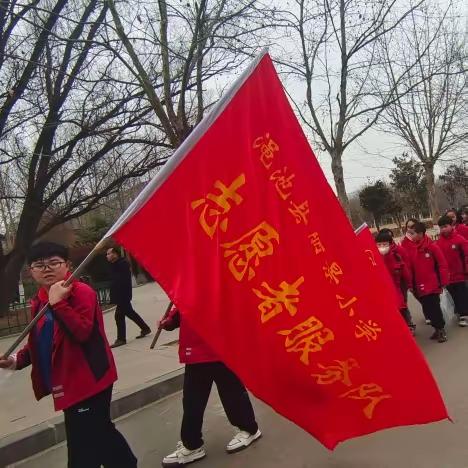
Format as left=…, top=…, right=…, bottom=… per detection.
left=0, top=199, right=44, bottom=315
left=0, top=250, right=25, bottom=316
left=331, top=152, right=351, bottom=218
left=374, top=216, right=380, bottom=230
left=424, top=163, right=439, bottom=222
left=393, top=215, right=403, bottom=235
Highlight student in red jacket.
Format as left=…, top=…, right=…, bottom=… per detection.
left=0, top=242, right=136, bottom=468
left=447, top=208, right=468, bottom=240
left=456, top=206, right=468, bottom=240
left=160, top=306, right=261, bottom=467
left=409, top=222, right=450, bottom=342
left=400, top=218, right=431, bottom=321
left=436, top=215, right=468, bottom=326
left=400, top=218, right=420, bottom=259
left=376, top=230, right=416, bottom=334
left=378, top=228, right=409, bottom=262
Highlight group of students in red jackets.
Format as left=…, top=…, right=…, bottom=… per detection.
left=0, top=206, right=466, bottom=467
left=376, top=206, right=468, bottom=343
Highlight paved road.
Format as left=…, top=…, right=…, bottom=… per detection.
left=12, top=310, right=468, bottom=468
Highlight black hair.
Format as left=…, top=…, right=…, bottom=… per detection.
left=438, top=215, right=453, bottom=227
left=107, top=246, right=121, bottom=257
left=414, top=221, right=426, bottom=234
left=27, top=242, right=69, bottom=264
left=405, top=218, right=419, bottom=228
left=376, top=231, right=393, bottom=243
left=378, top=228, right=394, bottom=238
left=446, top=208, right=461, bottom=223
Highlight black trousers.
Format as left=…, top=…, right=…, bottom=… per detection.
left=446, top=282, right=468, bottom=318
left=400, top=308, right=415, bottom=328
left=64, top=386, right=137, bottom=468
left=115, top=300, right=149, bottom=341
left=419, top=294, right=445, bottom=330
left=181, top=362, right=258, bottom=450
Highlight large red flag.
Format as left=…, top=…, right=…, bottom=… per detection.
left=106, top=51, right=448, bottom=449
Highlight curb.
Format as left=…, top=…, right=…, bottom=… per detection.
left=0, top=367, right=184, bottom=467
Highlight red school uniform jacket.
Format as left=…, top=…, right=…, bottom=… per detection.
left=409, top=235, right=449, bottom=297
left=455, top=223, right=468, bottom=241
left=163, top=307, right=218, bottom=364
left=382, top=243, right=411, bottom=309
left=400, top=235, right=418, bottom=259
left=436, top=231, right=468, bottom=284
left=15, top=280, right=117, bottom=411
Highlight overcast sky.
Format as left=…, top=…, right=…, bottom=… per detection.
left=261, top=0, right=467, bottom=197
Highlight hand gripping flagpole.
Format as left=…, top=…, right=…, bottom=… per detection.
left=3, top=239, right=108, bottom=358
left=149, top=300, right=173, bottom=350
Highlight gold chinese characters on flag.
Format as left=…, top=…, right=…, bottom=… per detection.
left=109, top=52, right=448, bottom=449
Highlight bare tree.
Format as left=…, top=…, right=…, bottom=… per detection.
left=0, top=0, right=69, bottom=143
left=272, top=0, right=426, bottom=216
left=377, top=2, right=467, bottom=221
left=0, top=1, right=172, bottom=313
left=0, top=0, right=275, bottom=313
left=0, top=169, right=17, bottom=249
left=106, top=0, right=272, bottom=149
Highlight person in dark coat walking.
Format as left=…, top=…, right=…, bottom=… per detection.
left=106, top=247, right=151, bottom=348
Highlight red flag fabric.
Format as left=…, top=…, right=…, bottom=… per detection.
left=108, top=52, right=448, bottom=449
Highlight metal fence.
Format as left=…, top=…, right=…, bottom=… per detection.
left=1, top=286, right=112, bottom=338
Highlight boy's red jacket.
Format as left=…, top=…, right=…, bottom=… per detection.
left=394, top=243, right=409, bottom=264
left=436, top=231, right=468, bottom=283
left=455, top=223, right=468, bottom=241
left=382, top=243, right=411, bottom=310
left=400, top=235, right=418, bottom=258
left=163, top=306, right=218, bottom=364
left=15, top=280, right=117, bottom=411
left=408, top=235, right=449, bottom=297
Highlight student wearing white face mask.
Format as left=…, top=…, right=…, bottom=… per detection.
left=376, top=230, right=416, bottom=335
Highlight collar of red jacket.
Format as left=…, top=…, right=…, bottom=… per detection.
left=416, top=234, right=432, bottom=250
left=37, top=271, right=75, bottom=303
left=440, top=230, right=455, bottom=241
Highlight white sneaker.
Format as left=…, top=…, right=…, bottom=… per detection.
left=162, top=442, right=206, bottom=466
left=459, top=317, right=468, bottom=327
left=226, top=429, right=262, bottom=453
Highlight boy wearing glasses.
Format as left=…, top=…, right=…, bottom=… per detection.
left=0, top=242, right=137, bottom=468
